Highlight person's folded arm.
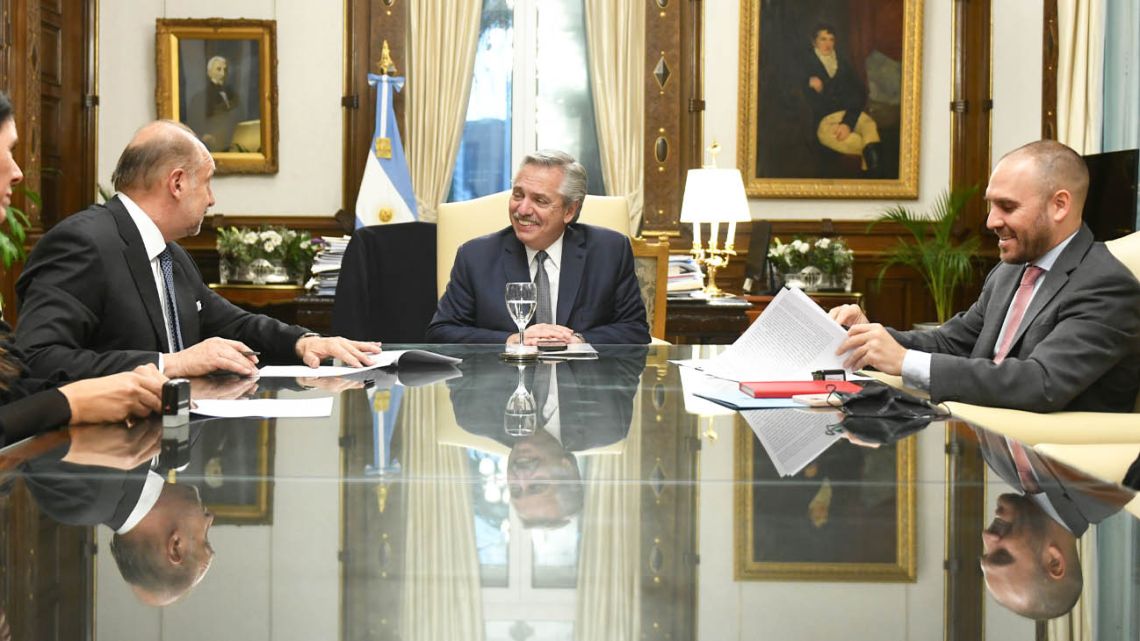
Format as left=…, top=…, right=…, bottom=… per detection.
left=573, top=242, right=650, bottom=345
left=425, top=252, right=514, bottom=344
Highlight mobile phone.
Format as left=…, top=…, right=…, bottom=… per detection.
left=162, top=378, right=191, bottom=427
left=536, top=340, right=568, bottom=352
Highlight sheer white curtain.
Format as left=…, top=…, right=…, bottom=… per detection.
left=575, top=389, right=643, bottom=641
left=1057, top=0, right=1106, bottom=153
left=406, top=0, right=482, bottom=222
left=584, top=0, right=645, bottom=235
left=400, top=385, right=483, bottom=641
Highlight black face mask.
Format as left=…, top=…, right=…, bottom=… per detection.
left=829, top=382, right=949, bottom=445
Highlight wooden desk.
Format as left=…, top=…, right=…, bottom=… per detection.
left=665, top=291, right=865, bottom=345
left=209, top=284, right=335, bottom=334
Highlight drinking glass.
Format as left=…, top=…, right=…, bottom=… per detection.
left=505, top=281, right=537, bottom=353
left=503, top=364, right=537, bottom=437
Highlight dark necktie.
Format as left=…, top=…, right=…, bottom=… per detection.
left=159, top=249, right=184, bottom=352
left=993, top=265, right=1045, bottom=364
left=533, top=250, right=552, bottom=325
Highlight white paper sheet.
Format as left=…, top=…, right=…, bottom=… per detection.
left=257, top=349, right=461, bottom=378
left=741, top=408, right=843, bottom=477
left=191, top=397, right=334, bottom=418
left=703, top=287, right=852, bottom=382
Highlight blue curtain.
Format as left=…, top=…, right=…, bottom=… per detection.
left=1102, top=0, right=1140, bottom=229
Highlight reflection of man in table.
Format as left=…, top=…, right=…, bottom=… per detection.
left=188, top=55, right=240, bottom=152
left=803, top=24, right=881, bottom=175
left=447, top=348, right=645, bottom=527
left=974, top=428, right=1133, bottom=620
left=21, top=423, right=216, bottom=606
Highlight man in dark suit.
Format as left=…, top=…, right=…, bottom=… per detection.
left=832, top=140, right=1140, bottom=412
left=447, top=348, right=645, bottom=527
left=15, top=120, right=380, bottom=381
left=22, top=421, right=216, bottom=606
left=973, top=427, right=1134, bottom=620
left=426, top=150, right=649, bottom=345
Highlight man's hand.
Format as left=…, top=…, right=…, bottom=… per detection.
left=60, top=364, right=166, bottom=425
left=809, top=76, right=823, bottom=92
left=190, top=375, right=260, bottom=401
left=828, top=304, right=869, bottom=326
left=836, top=323, right=907, bottom=375
left=165, top=337, right=260, bottom=377
left=295, top=335, right=382, bottom=368
left=508, top=324, right=575, bottom=345
left=832, top=123, right=852, bottom=141
left=296, top=376, right=366, bottom=392
left=62, top=421, right=163, bottom=469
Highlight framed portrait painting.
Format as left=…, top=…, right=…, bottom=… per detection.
left=156, top=19, right=279, bottom=174
left=733, top=415, right=916, bottom=581
left=737, top=0, right=923, bottom=198
left=180, top=418, right=275, bottom=525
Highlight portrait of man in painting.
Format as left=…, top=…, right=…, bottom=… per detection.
left=178, top=38, right=262, bottom=153
left=754, top=0, right=905, bottom=182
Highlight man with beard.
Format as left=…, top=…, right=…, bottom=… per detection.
left=975, top=428, right=1134, bottom=619
left=426, top=150, right=649, bottom=345
left=15, top=120, right=380, bottom=381
left=831, top=140, right=1140, bottom=412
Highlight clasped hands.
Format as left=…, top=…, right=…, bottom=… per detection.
left=829, top=304, right=907, bottom=375
left=507, top=323, right=584, bottom=346
left=163, top=335, right=383, bottom=378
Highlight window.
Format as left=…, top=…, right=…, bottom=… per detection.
left=449, top=0, right=605, bottom=202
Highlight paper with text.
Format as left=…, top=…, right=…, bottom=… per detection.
left=258, top=349, right=461, bottom=378
left=191, top=397, right=334, bottom=418
left=741, top=408, right=843, bottom=477
left=703, top=287, right=851, bottom=382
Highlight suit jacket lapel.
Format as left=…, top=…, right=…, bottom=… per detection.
left=501, top=231, right=531, bottom=286
left=110, top=199, right=169, bottom=351
left=170, top=250, right=200, bottom=347
left=1007, top=225, right=1092, bottom=353
left=976, top=266, right=1021, bottom=355
left=556, top=226, right=586, bottom=326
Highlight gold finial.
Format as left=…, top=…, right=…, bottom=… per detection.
left=378, top=40, right=398, bottom=75
left=704, top=141, right=722, bottom=168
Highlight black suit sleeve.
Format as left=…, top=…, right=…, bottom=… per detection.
left=15, top=221, right=161, bottom=379
left=575, top=238, right=650, bottom=345
left=427, top=245, right=515, bottom=344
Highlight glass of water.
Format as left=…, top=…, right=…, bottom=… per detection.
left=503, top=364, right=537, bottom=437
left=505, top=281, right=537, bottom=353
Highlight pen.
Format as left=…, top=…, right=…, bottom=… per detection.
left=241, top=350, right=261, bottom=357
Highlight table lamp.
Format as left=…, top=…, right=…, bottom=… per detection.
left=679, top=144, right=752, bottom=297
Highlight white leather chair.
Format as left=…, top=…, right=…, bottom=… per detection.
left=1030, top=443, right=1140, bottom=518
left=1105, top=230, right=1140, bottom=411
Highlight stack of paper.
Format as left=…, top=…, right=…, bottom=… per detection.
left=741, top=408, right=843, bottom=477
left=667, top=255, right=704, bottom=293
left=307, top=235, right=351, bottom=296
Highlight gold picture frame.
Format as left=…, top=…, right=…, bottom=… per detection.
left=156, top=18, right=279, bottom=175
left=733, top=416, right=916, bottom=581
left=737, top=0, right=923, bottom=198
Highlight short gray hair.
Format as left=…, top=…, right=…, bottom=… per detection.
left=207, top=55, right=227, bottom=70
left=519, top=150, right=587, bottom=222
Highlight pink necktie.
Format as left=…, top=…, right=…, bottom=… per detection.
left=1008, top=439, right=1042, bottom=494
left=993, top=266, right=1045, bottom=364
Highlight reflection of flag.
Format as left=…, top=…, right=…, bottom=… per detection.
left=365, top=386, right=404, bottom=475
left=355, top=74, right=417, bottom=227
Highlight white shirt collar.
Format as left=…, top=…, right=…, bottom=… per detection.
left=116, top=471, right=165, bottom=534
left=117, top=193, right=168, bottom=261
left=1031, top=229, right=1078, bottom=273
left=525, top=232, right=565, bottom=270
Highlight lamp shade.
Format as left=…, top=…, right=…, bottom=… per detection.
left=679, top=168, right=751, bottom=223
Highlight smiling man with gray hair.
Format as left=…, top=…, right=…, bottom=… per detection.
left=427, top=149, right=649, bottom=345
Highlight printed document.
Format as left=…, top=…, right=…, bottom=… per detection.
left=191, top=397, right=334, bottom=418
left=741, top=408, right=843, bottom=477
left=703, top=287, right=851, bottom=382
left=258, top=349, right=461, bottom=378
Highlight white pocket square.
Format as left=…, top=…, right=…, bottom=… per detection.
left=196, top=300, right=203, bottom=311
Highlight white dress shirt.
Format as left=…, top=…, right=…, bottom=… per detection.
left=116, top=471, right=165, bottom=534
left=901, top=230, right=1079, bottom=390
left=525, top=233, right=565, bottom=323
left=118, top=193, right=178, bottom=370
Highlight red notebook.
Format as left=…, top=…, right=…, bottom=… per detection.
left=738, top=380, right=861, bottom=398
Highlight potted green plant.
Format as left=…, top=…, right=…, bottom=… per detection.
left=872, top=187, right=980, bottom=325
left=0, top=188, right=35, bottom=269
left=217, top=226, right=321, bottom=285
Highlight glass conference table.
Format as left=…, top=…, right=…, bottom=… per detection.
left=3, top=344, right=1137, bottom=641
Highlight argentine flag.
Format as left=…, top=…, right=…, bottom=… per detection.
left=355, top=74, right=417, bottom=227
